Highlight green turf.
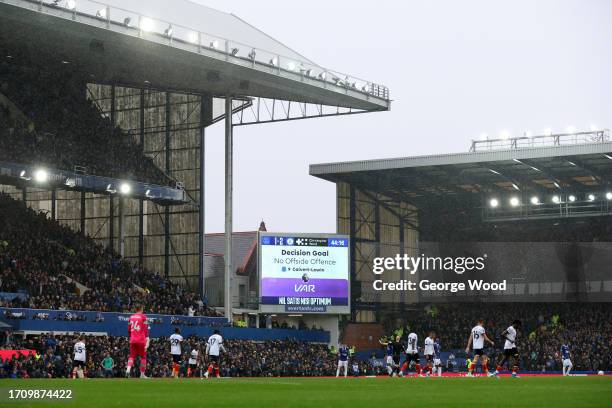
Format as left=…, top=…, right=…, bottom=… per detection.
left=1, top=377, right=611, bottom=408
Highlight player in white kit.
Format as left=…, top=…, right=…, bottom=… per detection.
left=494, top=320, right=521, bottom=378
left=188, top=347, right=199, bottom=377
left=204, top=329, right=226, bottom=378
left=465, top=319, right=494, bottom=377
left=169, top=328, right=183, bottom=378
left=401, top=332, right=422, bottom=376
left=72, top=336, right=86, bottom=379
left=423, top=331, right=436, bottom=377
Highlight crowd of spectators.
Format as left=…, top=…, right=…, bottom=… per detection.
left=385, top=303, right=611, bottom=372
left=0, top=193, right=219, bottom=316
left=0, top=46, right=171, bottom=186
left=0, top=334, right=363, bottom=378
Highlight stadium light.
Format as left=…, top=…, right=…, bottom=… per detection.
left=530, top=196, right=540, bottom=205
left=66, top=0, right=76, bottom=10
left=499, top=130, right=511, bottom=140
left=568, top=195, right=576, bottom=202
left=230, top=48, right=239, bottom=56
left=509, top=197, right=520, bottom=207
left=119, top=183, right=132, bottom=195
left=140, top=17, right=155, bottom=32
left=543, top=128, right=553, bottom=136
left=188, top=32, right=198, bottom=44
left=34, top=169, right=48, bottom=183
left=287, top=61, right=296, bottom=71
left=552, top=195, right=560, bottom=204
left=489, top=198, right=499, bottom=208
left=106, top=184, right=116, bottom=194
left=96, top=8, right=106, bottom=18
left=210, top=40, right=219, bottom=49
left=587, top=194, right=595, bottom=202
left=606, top=192, right=612, bottom=200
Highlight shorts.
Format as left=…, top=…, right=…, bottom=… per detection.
left=172, top=354, right=181, bottom=363
left=129, top=342, right=147, bottom=360
left=338, top=360, right=348, bottom=368
left=425, top=354, right=434, bottom=363
left=504, top=348, right=519, bottom=358
left=392, top=355, right=401, bottom=365
left=433, top=358, right=441, bottom=366
left=189, top=363, right=197, bottom=369
left=73, top=360, right=85, bottom=368
left=473, top=348, right=485, bottom=357
left=405, top=353, right=420, bottom=363
left=562, top=358, right=573, bottom=367
left=208, top=355, right=220, bottom=364
left=386, top=355, right=394, bottom=366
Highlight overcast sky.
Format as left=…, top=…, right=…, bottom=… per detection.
left=124, top=0, right=612, bottom=233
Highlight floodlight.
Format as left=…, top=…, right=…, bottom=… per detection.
left=530, top=196, right=539, bottom=205
left=96, top=8, right=106, bottom=18
left=188, top=32, right=198, bottom=44
left=286, top=61, right=296, bottom=71
left=587, top=194, right=595, bottom=202
left=552, top=195, right=560, bottom=204
left=106, top=184, right=116, bottom=194
left=119, top=183, right=131, bottom=195
left=489, top=198, right=499, bottom=208
left=606, top=192, right=612, bottom=200
left=509, top=197, right=520, bottom=207
left=230, top=48, right=239, bottom=56
left=140, top=17, right=154, bottom=32
left=66, top=0, right=76, bottom=10
left=34, top=169, right=48, bottom=183
left=568, top=195, right=576, bottom=202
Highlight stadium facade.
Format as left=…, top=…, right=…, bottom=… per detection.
left=310, top=133, right=612, bottom=322
left=0, top=0, right=390, bottom=324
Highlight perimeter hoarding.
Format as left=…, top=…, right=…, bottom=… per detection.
left=258, top=232, right=350, bottom=314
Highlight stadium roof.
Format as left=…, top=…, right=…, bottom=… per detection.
left=0, top=0, right=390, bottom=111
left=310, top=140, right=612, bottom=204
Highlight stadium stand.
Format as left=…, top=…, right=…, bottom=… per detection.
left=0, top=335, right=369, bottom=378
left=0, top=192, right=217, bottom=316
left=0, top=45, right=172, bottom=186
left=380, top=303, right=611, bottom=372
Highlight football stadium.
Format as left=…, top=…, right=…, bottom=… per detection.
left=0, top=0, right=611, bottom=407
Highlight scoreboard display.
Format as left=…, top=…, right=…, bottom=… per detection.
left=258, top=232, right=350, bottom=314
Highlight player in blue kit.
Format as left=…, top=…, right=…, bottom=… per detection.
left=336, top=344, right=350, bottom=378
left=560, top=343, right=573, bottom=376
left=433, top=338, right=442, bottom=377
left=380, top=336, right=402, bottom=376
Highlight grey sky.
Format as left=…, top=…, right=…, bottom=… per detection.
left=122, top=0, right=612, bottom=233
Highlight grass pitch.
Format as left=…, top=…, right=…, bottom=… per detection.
left=1, top=376, right=611, bottom=408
